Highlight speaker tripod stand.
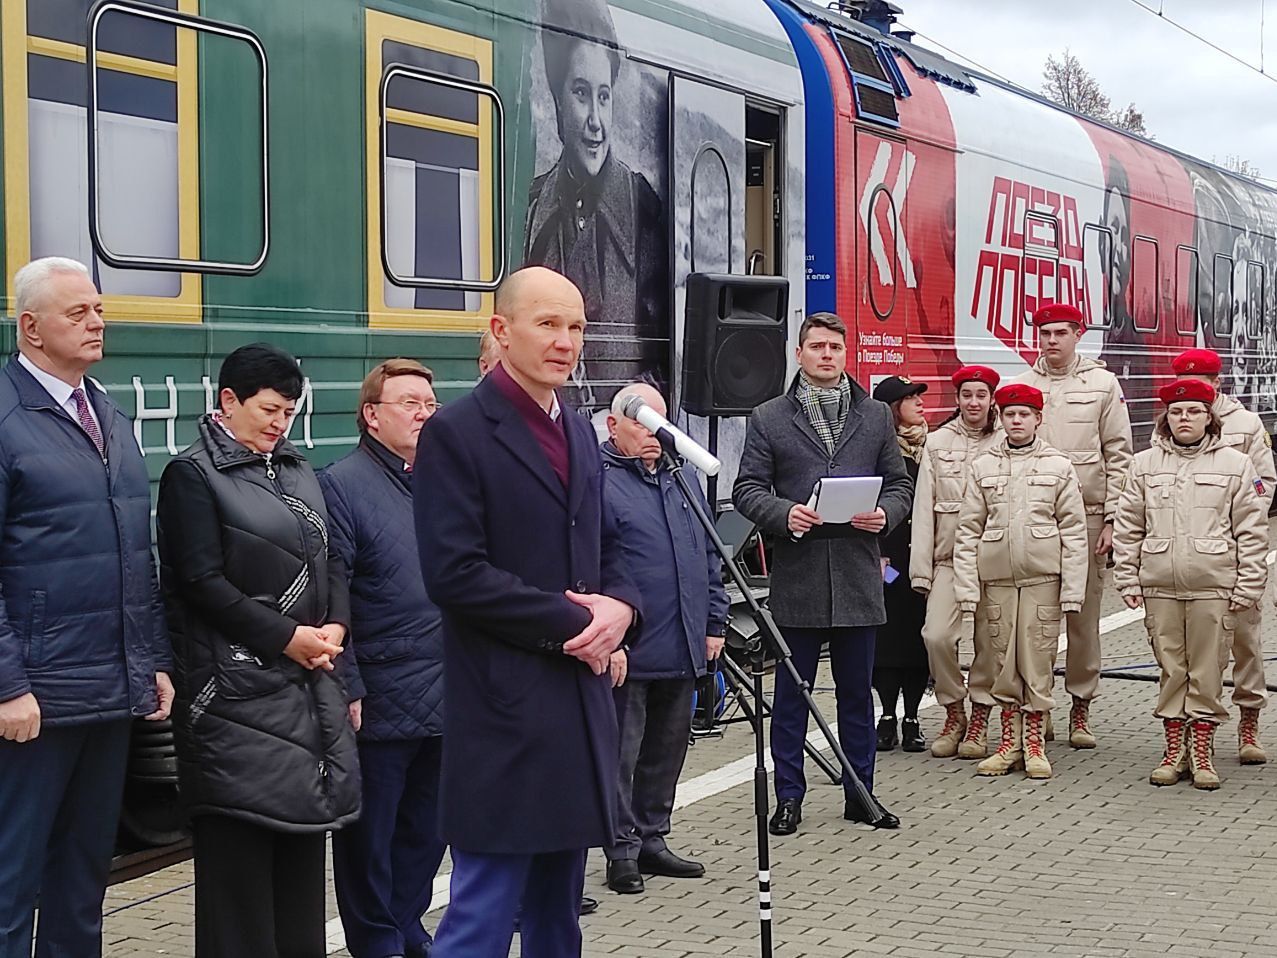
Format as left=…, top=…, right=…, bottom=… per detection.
left=659, top=447, right=888, bottom=958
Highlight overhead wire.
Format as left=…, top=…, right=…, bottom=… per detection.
left=1127, top=0, right=1276, bottom=83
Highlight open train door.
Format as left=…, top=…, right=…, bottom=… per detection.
left=669, top=77, right=747, bottom=504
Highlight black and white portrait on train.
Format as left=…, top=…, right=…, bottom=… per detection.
left=525, top=0, right=670, bottom=424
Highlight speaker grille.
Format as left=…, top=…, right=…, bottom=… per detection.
left=713, top=329, right=785, bottom=409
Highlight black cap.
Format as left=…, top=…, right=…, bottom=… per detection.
left=873, top=376, right=927, bottom=405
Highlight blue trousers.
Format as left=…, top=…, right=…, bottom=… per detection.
left=333, top=736, right=446, bottom=958
left=431, top=848, right=586, bottom=958
left=0, top=719, right=131, bottom=958
left=771, top=626, right=877, bottom=800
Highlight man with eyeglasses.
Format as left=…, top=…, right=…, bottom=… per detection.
left=319, top=358, right=446, bottom=958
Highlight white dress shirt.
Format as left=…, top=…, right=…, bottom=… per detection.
left=18, top=352, right=102, bottom=434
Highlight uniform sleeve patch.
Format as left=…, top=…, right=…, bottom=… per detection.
left=1255, top=477, right=1266, bottom=497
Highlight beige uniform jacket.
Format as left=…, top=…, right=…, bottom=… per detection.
left=1112, top=434, right=1269, bottom=605
left=1215, top=393, right=1276, bottom=512
left=953, top=438, right=1089, bottom=613
left=1013, top=356, right=1133, bottom=519
left=909, top=419, right=1001, bottom=591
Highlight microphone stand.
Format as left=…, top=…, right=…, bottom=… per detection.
left=658, top=443, right=887, bottom=958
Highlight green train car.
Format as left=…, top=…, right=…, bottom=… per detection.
left=0, top=0, right=807, bottom=861
left=1, top=0, right=808, bottom=489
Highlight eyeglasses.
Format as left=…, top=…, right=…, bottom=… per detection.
left=375, top=399, right=442, bottom=415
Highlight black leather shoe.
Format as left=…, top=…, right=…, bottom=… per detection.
left=901, top=718, right=926, bottom=752
left=606, top=859, right=645, bottom=894
left=579, top=896, right=599, bottom=916
left=844, top=795, right=901, bottom=829
left=876, top=716, right=898, bottom=751
left=768, top=798, right=802, bottom=836
left=637, top=848, right=705, bottom=878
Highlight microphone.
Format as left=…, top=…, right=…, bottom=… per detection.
left=611, top=393, right=722, bottom=476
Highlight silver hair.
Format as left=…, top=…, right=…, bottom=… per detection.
left=13, top=257, right=91, bottom=317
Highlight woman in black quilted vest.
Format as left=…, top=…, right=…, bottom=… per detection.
left=156, top=343, right=359, bottom=958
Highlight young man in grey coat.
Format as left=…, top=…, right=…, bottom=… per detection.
left=734, top=312, right=913, bottom=835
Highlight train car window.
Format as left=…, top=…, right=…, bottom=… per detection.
left=1022, top=212, right=1061, bottom=323
left=1246, top=261, right=1266, bottom=342
left=831, top=32, right=902, bottom=127
left=366, top=11, right=501, bottom=329
left=1174, top=245, right=1199, bottom=336
left=1131, top=235, right=1159, bottom=333
left=1213, top=254, right=1234, bottom=337
left=85, top=2, right=269, bottom=279
left=2, top=0, right=214, bottom=321
left=1081, top=223, right=1114, bottom=330
left=867, top=185, right=898, bottom=320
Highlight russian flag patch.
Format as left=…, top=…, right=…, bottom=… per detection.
left=1256, top=477, right=1266, bottom=497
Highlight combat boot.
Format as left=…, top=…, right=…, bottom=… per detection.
left=957, top=702, right=993, bottom=759
left=1069, top=697, right=1097, bottom=749
left=976, top=708, right=1023, bottom=776
left=1188, top=720, right=1221, bottom=790
left=930, top=702, right=967, bottom=758
left=1238, top=707, right=1267, bottom=765
left=1023, top=711, right=1051, bottom=779
left=1045, top=712, right=1055, bottom=742
left=1149, top=718, right=1189, bottom=786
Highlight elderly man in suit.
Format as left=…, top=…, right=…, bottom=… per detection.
left=415, top=266, right=641, bottom=958
left=734, top=311, right=912, bottom=835
left=0, top=257, right=172, bottom=958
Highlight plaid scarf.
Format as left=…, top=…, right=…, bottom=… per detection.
left=796, top=373, right=851, bottom=454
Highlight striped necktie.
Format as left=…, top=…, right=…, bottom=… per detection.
left=71, top=387, right=105, bottom=456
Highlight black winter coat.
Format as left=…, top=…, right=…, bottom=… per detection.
left=876, top=453, right=928, bottom=672
left=156, top=416, right=359, bottom=833
left=319, top=436, right=443, bottom=741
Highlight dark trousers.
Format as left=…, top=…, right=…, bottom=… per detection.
left=333, top=736, right=446, bottom=958
left=873, top=667, right=929, bottom=721
left=0, top=719, right=130, bottom=958
left=432, top=848, right=586, bottom=958
left=192, top=815, right=327, bottom=958
left=772, top=626, right=877, bottom=800
left=605, top=677, right=695, bottom=861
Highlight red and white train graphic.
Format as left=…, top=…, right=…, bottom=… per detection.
left=772, top=0, right=1277, bottom=442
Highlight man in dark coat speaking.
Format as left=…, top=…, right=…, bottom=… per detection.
left=414, top=266, right=641, bottom=957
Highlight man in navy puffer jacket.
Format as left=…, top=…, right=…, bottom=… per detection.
left=0, top=258, right=172, bottom=958
left=600, top=383, right=729, bottom=896
left=320, top=359, right=446, bottom=958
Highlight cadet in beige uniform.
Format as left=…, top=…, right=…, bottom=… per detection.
left=911, top=365, right=1002, bottom=758
left=953, top=384, right=1089, bottom=780
left=1013, top=302, right=1133, bottom=749
left=1172, top=348, right=1275, bottom=764
left=1112, top=380, right=1269, bottom=790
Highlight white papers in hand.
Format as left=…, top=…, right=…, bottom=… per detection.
left=794, top=476, right=883, bottom=539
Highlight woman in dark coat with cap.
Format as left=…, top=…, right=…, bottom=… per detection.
left=872, top=376, right=932, bottom=752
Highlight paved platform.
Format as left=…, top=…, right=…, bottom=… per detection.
left=99, top=543, right=1277, bottom=957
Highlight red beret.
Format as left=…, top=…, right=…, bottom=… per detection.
left=994, top=383, right=1044, bottom=411
left=1033, top=302, right=1086, bottom=331
left=1158, top=379, right=1216, bottom=406
left=951, top=365, right=1000, bottom=391
left=1170, top=349, right=1222, bottom=376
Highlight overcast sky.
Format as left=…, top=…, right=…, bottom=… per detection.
left=895, top=0, right=1277, bottom=183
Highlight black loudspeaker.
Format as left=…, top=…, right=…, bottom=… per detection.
left=681, top=273, right=789, bottom=416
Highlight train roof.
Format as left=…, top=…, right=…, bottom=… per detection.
left=778, top=0, right=1277, bottom=199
